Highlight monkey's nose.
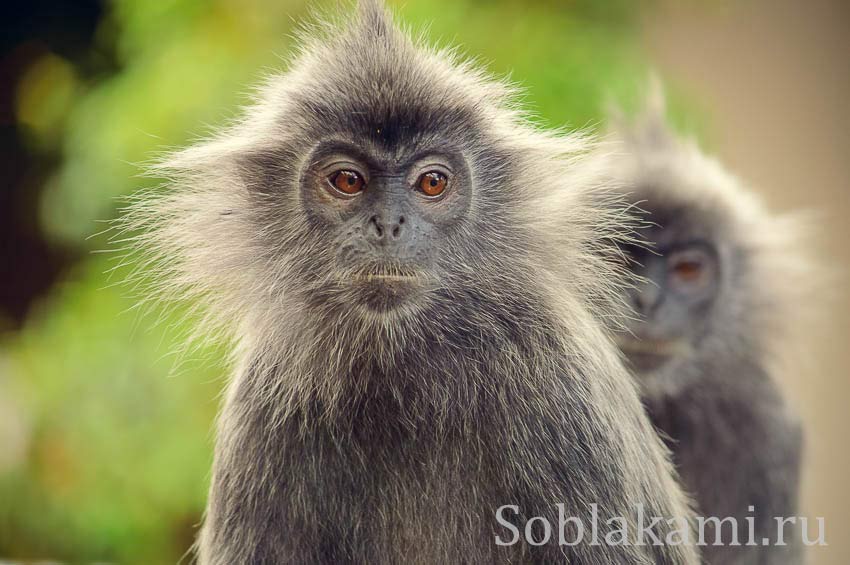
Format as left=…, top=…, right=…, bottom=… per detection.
left=632, top=285, right=662, bottom=316
left=367, top=214, right=406, bottom=243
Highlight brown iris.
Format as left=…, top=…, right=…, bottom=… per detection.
left=417, top=171, right=448, bottom=197
left=671, top=258, right=704, bottom=282
left=329, top=170, right=365, bottom=195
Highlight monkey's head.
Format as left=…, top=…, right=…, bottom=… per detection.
left=616, top=193, right=729, bottom=378
left=606, top=90, right=812, bottom=397
left=124, top=1, right=622, bottom=350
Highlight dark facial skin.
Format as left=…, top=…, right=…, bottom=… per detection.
left=299, top=138, right=473, bottom=312
left=618, top=206, right=722, bottom=373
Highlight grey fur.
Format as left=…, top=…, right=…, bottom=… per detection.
left=120, top=3, right=699, bottom=563
left=605, top=90, right=809, bottom=564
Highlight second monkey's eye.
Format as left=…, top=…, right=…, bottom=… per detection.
left=667, top=247, right=715, bottom=293
left=672, top=259, right=704, bottom=281
left=329, top=170, right=366, bottom=195
left=417, top=171, right=448, bottom=197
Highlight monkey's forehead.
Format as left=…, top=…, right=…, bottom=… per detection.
left=278, top=63, right=495, bottom=152
left=632, top=191, right=733, bottom=243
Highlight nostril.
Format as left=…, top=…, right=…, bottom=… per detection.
left=391, top=216, right=404, bottom=238
left=369, top=215, right=384, bottom=238
left=630, top=290, right=649, bottom=316
left=632, top=293, right=644, bottom=312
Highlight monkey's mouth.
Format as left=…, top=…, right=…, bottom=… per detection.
left=339, top=265, right=430, bottom=312
left=346, top=264, right=424, bottom=285
left=615, top=337, right=690, bottom=373
left=351, top=273, right=418, bottom=283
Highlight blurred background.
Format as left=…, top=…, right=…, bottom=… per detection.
left=0, top=0, right=846, bottom=563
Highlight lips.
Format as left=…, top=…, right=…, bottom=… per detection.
left=343, top=267, right=426, bottom=312
left=615, top=336, right=691, bottom=373
left=352, top=272, right=417, bottom=283
left=346, top=263, right=423, bottom=284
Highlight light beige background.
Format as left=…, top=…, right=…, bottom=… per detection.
left=643, top=1, right=849, bottom=562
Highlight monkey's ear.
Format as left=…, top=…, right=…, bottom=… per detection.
left=233, top=148, right=300, bottom=193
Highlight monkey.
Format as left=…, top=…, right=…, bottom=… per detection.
left=120, top=3, right=700, bottom=563
left=603, top=91, right=808, bottom=564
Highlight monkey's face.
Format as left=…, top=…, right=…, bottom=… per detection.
left=616, top=204, right=724, bottom=375
left=296, top=136, right=474, bottom=313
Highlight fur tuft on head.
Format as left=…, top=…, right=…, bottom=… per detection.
left=356, top=0, right=393, bottom=36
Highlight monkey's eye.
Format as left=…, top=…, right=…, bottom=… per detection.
left=417, top=171, right=448, bottom=197
left=667, top=248, right=713, bottom=291
left=329, top=170, right=366, bottom=195
left=672, top=259, right=703, bottom=281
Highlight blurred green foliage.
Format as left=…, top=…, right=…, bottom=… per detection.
left=0, top=0, right=665, bottom=562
